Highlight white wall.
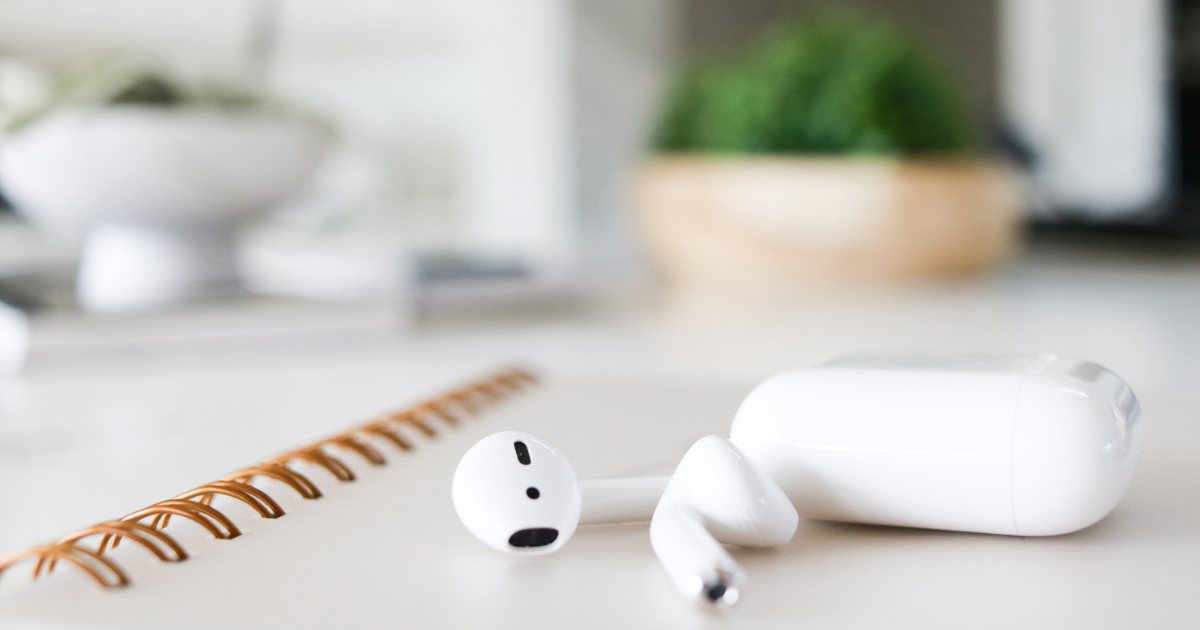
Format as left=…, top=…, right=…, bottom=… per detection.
left=1001, top=0, right=1169, bottom=218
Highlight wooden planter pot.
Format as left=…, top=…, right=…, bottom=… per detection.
left=634, top=157, right=1024, bottom=291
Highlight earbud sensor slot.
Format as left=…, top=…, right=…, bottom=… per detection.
left=513, top=441, right=531, bottom=465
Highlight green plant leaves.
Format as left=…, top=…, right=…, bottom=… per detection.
left=656, top=12, right=970, bottom=156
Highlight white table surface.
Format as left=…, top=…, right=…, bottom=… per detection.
left=0, top=239, right=1198, bottom=627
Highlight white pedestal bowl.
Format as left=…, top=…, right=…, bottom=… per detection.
left=0, top=107, right=330, bottom=312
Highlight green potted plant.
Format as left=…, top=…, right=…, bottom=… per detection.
left=636, top=13, right=1022, bottom=290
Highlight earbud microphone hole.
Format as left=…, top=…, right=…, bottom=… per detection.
left=526, top=487, right=540, bottom=499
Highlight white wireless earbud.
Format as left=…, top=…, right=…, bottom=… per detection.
left=452, top=431, right=582, bottom=554
left=452, top=430, right=665, bottom=553
left=649, top=436, right=798, bottom=607
left=452, top=431, right=797, bottom=608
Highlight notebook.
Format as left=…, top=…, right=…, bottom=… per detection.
left=0, top=368, right=746, bottom=629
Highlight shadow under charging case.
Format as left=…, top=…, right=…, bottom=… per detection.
left=729, top=354, right=1144, bottom=536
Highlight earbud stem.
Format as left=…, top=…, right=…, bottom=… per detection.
left=650, top=507, right=744, bottom=606
left=579, top=477, right=670, bottom=525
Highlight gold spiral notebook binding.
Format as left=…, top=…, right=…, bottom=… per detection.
left=0, top=367, right=537, bottom=589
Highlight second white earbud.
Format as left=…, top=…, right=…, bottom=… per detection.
left=649, top=435, right=798, bottom=607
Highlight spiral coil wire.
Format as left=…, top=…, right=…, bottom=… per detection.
left=0, top=367, right=537, bottom=589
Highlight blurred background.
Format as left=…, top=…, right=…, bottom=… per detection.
left=0, top=0, right=1195, bottom=398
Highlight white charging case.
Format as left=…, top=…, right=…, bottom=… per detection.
left=729, top=354, right=1143, bottom=536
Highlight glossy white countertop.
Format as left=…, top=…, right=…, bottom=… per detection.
left=0, top=237, right=1198, bottom=627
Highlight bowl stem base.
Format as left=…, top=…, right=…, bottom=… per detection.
left=77, top=221, right=240, bottom=313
